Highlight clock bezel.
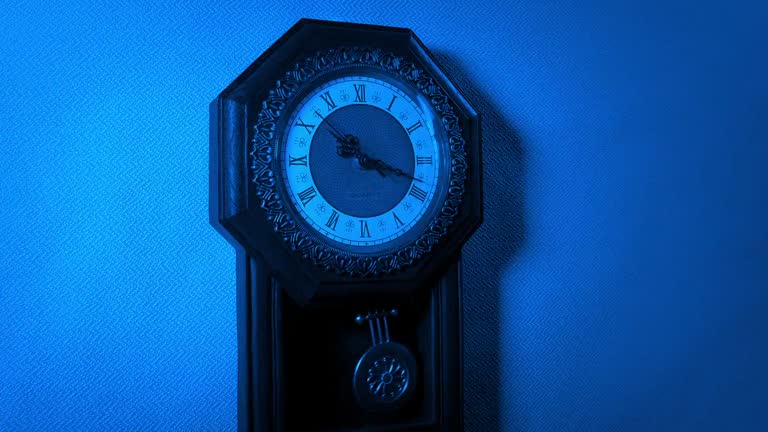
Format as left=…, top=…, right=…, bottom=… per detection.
left=250, top=46, right=468, bottom=278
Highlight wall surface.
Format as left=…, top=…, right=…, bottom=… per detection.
left=2, top=1, right=767, bottom=431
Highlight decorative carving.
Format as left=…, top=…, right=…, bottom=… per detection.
left=366, top=355, right=409, bottom=401
left=251, top=47, right=468, bottom=277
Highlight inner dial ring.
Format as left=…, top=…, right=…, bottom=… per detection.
left=281, top=75, right=442, bottom=251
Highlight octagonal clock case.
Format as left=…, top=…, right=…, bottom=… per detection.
left=210, top=19, right=482, bottom=432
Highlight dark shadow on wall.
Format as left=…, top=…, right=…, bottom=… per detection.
left=433, top=51, right=527, bottom=432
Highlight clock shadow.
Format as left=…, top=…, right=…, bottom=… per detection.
left=433, top=50, right=527, bottom=432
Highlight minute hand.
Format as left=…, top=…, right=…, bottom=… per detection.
left=358, top=153, right=422, bottom=182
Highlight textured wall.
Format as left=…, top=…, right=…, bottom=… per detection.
left=2, top=1, right=767, bottom=431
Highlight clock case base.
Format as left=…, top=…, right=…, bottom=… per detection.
left=236, top=248, right=464, bottom=432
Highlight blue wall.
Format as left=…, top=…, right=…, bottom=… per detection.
left=2, top=1, right=766, bottom=430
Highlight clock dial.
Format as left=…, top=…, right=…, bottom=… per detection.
left=280, top=75, right=444, bottom=251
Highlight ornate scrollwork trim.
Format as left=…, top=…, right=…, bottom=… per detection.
left=250, top=47, right=468, bottom=277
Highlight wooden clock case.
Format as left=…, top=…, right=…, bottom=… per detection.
left=210, top=19, right=482, bottom=431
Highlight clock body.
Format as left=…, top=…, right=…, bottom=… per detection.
left=210, top=19, right=482, bottom=431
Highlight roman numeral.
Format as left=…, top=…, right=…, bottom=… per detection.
left=295, top=118, right=315, bottom=134
left=325, top=210, right=339, bottom=230
left=354, top=84, right=366, bottom=102
left=416, top=156, right=432, bottom=165
left=289, top=155, right=307, bottom=166
left=409, top=185, right=427, bottom=202
left=320, top=91, right=336, bottom=110
left=406, top=121, right=423, bottom=135
left=360, top=220, right=371, bottom=238
left=393, top=212, right=404, bottom=228
left=297, top=186, right=316, bottom=206
left=387, top=95, right=397, bottom=111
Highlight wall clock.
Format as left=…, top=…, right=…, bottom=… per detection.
left=210, top=18, right=482, bottom=431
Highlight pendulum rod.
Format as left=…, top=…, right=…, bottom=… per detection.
left=356, top=309, right=399, bottom=346
left=368, top=314, right=377, bottom=345
left=383, top=315, right=390, bottom=342
left=375, top=315, right=384, bottom=345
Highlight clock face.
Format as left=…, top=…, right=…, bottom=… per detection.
left=244, top=44, right=474, bottom=278
left=278, top=73, right=447, bottom=253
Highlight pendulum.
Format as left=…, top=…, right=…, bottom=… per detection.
left=352, top=309, right=417, bottom=411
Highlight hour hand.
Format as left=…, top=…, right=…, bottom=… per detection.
left=330, top=132, right=360, bottom=158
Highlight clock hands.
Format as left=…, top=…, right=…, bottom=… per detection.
left=332, top=132, right=361, bottom=158
left=314, top=110, right=422, bottom=183
left=334, top=135, right=422, bottom=182
left=314, top=110, right=345, bottom=138
left=364, top=156, right=423, bottom=182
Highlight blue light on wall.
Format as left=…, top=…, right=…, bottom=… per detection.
left=2, top=1, right=766, bottom=431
